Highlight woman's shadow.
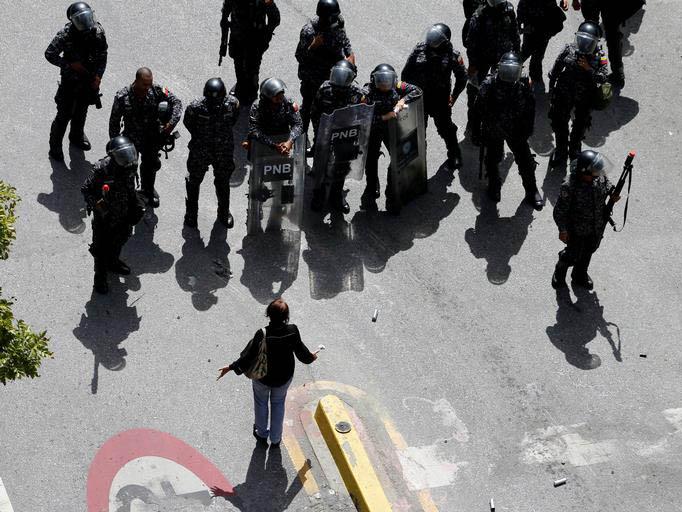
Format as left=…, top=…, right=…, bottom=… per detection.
left=217, top=445, right=303, bottom=512
left=546, top=287, right=622, bottom=369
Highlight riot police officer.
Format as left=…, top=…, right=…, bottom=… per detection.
left=475, top=52, right=543, bottom=209
left=109, top=67, right=183, bottom=208
left=295, top=0, right=355, bottom=141
left=45, top=2, right=108, bottom=161
left=248, top=78, right=303, bottom=154
left=82, top=136, right=144, bottom=294
left=517, top=0, right=569, bottom=88
left=219, top=0, right=281, bottom=104
left=465, top=0, right=521, bottom=140
left=310, top=60, right=366, bottom=213
left=401, top=23, right=467, bottom=169
left=362, top=64, right=422, bottom=212
left=183, top=78, right=240, bottom=229
left=552, top=150, right=618, bottom=289
left=548, top=21, right=609, bottom=167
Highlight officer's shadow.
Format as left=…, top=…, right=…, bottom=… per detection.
left=121, top=211, right=175, bottom=290
left=239, top=229, right=302, bottom=304
left=585, top=93, right=639, bottom=148
left=215, top=445, right=303, bottom=511
left=175, top=222, right=231, bottom=311
left=73, top=283, right=141, bottom=394
left=230, top=106, right=251, bottom=188
left=37, top=147, right=91, bottom=234
left=541, top=158, right=568, bottom=208
left=349, top=162, right=461, bottom=277
left=621, top=7, right=646, bottom=59
left=458, top=145, right=514, bottom=211
left=546, top=287, right=622, bottom=369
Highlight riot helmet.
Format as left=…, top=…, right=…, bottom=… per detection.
left=260, top=77, right=287, bottom=101
left=575, top=21, right=601, bottom=54
left=67, top=2, right=96, bottom=32
left=317, top=0, right=341, bottom=28
left=487, top=0, right=507, bottom=7
left=425, top=23, right=452, bottom=48
left=576, top=150, right=612, bottom=177
left=371, top=63, right=398, bottom=92
left=204, top=77, right=227, bottom=104
left=497, top=52, right=523, bottom=83
left=329, top=59, right=357, bottom=87
left=106, top=136, right=138, bottom=168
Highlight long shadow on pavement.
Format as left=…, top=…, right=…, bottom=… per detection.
left=175, top=222, right=231, bottom=311
left=37, top=147, right=92, bottom=234
left=219, top=445, right=303, bottom=512
left=122, top=211, right=175, bottom=291
left=73, top=283, right=142, bottom=394
left=546, top=287, right=622, bottom=369
left=584, top=94, right=639, bottom=149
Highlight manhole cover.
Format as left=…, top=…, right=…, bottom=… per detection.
left=335, top=421, right=352, bottom=434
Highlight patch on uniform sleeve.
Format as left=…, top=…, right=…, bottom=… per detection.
left=458, top=55, right=464, bottom=65
left=163, top=87, right=170, bottom=97
left=292, top=102, right=299, bottom=112
left=600, top=55, right=608, bottom=66
left=397, top=81, right=406, bottom=91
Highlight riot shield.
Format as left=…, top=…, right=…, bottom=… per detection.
left=313, top=102, right=375, bottom=189
left=388, top=96, right=427, bottom=208
left=246, top=134, right=305, bottom=235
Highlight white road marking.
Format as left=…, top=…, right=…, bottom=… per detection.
left=398, top=445, right=468, bottom=491
left=0, top=478, right=15, bottom=512
left=636, top=408, right=682, bottom=457
left=403, top=397, right=470, bottom=443
left=521, top=423, right=618, bottom=467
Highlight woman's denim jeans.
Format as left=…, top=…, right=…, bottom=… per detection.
left=252, top=378, right=292, bottom=444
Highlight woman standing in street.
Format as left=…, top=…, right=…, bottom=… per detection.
left=217, top=299, right=317, bottom=447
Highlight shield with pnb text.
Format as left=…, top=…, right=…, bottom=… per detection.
left=246, top=134, right=305, bottom=235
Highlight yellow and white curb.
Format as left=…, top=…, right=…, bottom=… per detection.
left=0, top=478, right=15, bottom=512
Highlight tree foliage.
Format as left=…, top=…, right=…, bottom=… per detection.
left=0, top=181, right=53, bottom=384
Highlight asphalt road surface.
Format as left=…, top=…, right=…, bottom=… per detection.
left=1, top=1, right=680, bottom=511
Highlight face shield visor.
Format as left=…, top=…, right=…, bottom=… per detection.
left=585, top=153, right=613, bottom=177
left=329, top=66, right=355, bottom=87
left=487, top=0, right=506, bottom=7
left=425, top=26, right=448, bottom=48
left=575, top=32, right=598, bottom=54
left=70, top=9, right=96, bottom=32
left=109, top=143, right=138, bottom=168
left=497, top=60, right=522, bottom=83
left=373, top=70, right=398, bottom=92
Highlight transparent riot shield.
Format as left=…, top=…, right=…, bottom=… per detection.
left=388, top=96, right=427, bottom=207
left=246, top=134, right=305, bottom=235
left=313, top=103, right=375, bottom=189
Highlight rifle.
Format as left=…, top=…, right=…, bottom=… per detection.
left=602, top=151, right=635, bottom=236
left=219, top=15, right=229, bottom=66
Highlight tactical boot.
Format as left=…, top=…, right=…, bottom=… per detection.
left=141, top=171, right=160, bottom=208
left=218, top=207, right=234, bottom=229
left=521, top=173, right=544, bottom=211
left=69, top=133, right=92, bottom=151
left=551, top=261, right=569, bottom=289
left=109, top=259, right=131, bottom=275
left=571, top=270, right=594, bottom=290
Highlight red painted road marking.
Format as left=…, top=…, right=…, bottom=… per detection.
left=86, top=428, right=233, bottom=512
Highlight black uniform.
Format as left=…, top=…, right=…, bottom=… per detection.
left=553, top=169, right=613, bottom=285
left=581, top=0, right=641, bottom=86
left=548, top=43, right=609, bottom=160
left=462, top=0, right=486, bottom=47
left=220, top=0, right=280, bottom=103
left=401, top=41, right=467, bottom=164
left=45, top=21, right=108, bottom=157
left=361, top=80, right=422, bottom=210
left=517, top=0, right=566, bottom=84
left=248, top=97, right=303, bottom=148
left=183, top=95, right=241, bottom=225
left=109, top=84, right=183, bottom=205
left=82, top=157, right=143, bottom=291
left=310, top=81, right=366, bottom=210
left=475, top=73, right=537, bottom=201
left=465, top=1, right=520, bottom=134
left=295, top=16, right=353, bottom=136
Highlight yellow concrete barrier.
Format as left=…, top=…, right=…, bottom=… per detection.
left=314, top=394, right=392, bottom=511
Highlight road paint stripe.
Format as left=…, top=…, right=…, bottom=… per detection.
left=282, top=432, right=320, bottom=495
left=0, top=478, right=15, bottom=512
left=315, top=395, right=392, bottom=511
